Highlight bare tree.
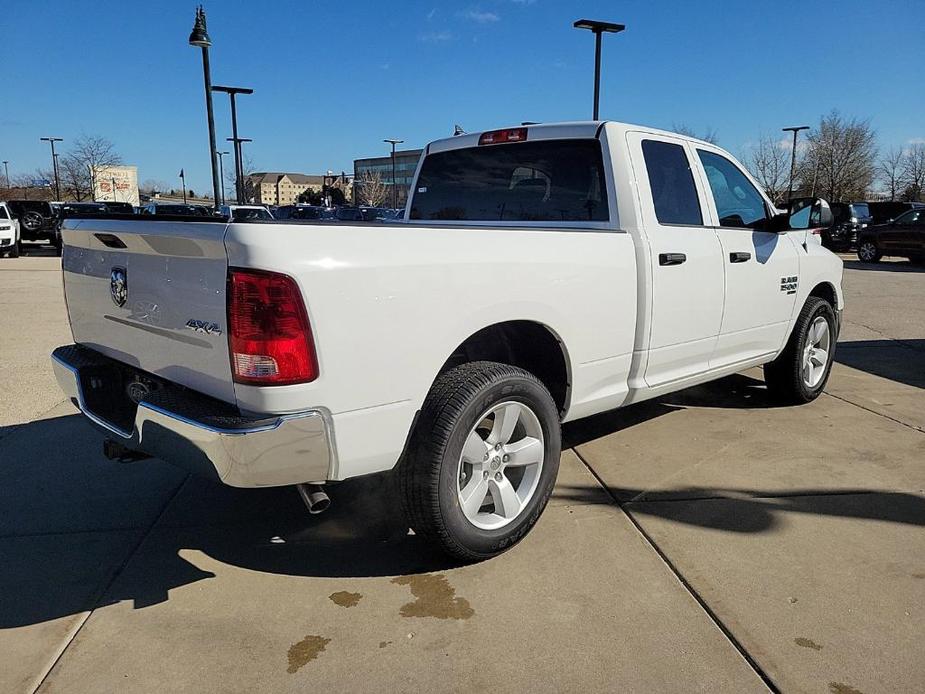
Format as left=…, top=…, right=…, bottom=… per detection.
left=56, top=135, right=123, bottom=201
left=900, top=143, right=925, bottom=202
left=743, top=134, right=790, bottom=205
left=356, top=170, right=389, bottom=207
left=672, top=122, right=719, bottom=144
left=226, top=153, right=258, bottom=202
left=876, top=147, right=904, bottom=201
left=139, top=178, right=169, bottom=195
left=800, top=111, right=876, bottom=202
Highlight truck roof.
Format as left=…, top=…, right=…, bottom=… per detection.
left=426, top=120, right=719, bottom=154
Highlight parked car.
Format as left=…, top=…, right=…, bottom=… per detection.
left=857, top=207, right=925, bottom=263
left=333, top=206, right=363, bottom=221
left=219, top=204, right=274, bottom=221
left=0, top=202, right=21, bottom=257
left=866, top=201, right=925, bottom=225
left=820, top=202, right=871, bottom=251
left=51, top=121, right=842, bottom=561
left=288, top=206, right=333, bottom=221
left=359, top=206, right=390, bottom=221
left=98, top=201, right=136, bottom=214
left=4, top=200, right=61, bottom=253
left=142, top=202, right=211, bottom=216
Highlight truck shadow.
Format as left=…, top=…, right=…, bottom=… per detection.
left=1, top=368, right=920, bottom=630
left=835, top=339, right=925, bottom=389
left=842, top=259, right=925, bottom=273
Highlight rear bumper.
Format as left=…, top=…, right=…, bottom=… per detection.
left=51, top=345, right=335, bottom=487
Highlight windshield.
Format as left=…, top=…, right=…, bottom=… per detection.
left=231, top=207, right=273, bottom=221
left=849, top=203, right=871, bottom=219
left=410, top=139, right=609, bottom=222
left=0, top=206, right=9, bottom=219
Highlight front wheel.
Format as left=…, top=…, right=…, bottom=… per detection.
left=857, top=240, right=881, bottom=263
left=400, top=361, right=561, bottom=561
left=8, top=241, right=20, bottom=258
left=764, top=297, right=836, bottom=404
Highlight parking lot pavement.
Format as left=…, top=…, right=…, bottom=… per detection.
left=1, top=254, right=923, bottom=693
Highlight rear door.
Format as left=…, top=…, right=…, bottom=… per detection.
left=61, top=218, right=235, bottom=403
left=893, top=209, right=925, bottom=252
left=626, top=132, right=725, bottom=387
left=692, top=147, right=799, bottom=366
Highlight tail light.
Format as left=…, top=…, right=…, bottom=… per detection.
left=227, top=268, right=318, bottom=385
left=478, top=128, right=528, bottom=146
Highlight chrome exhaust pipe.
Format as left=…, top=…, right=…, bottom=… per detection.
left=297, top=483, right=331, bottom=515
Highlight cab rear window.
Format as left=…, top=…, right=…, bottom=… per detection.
left=409, top=139, right=609, bottom=222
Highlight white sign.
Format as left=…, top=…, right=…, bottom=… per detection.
left=92, top=165, right=139, bottom=206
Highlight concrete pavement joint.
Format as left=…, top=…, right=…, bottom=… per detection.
left=570, top=446, right=779, bottom=693
left=821, top=391, right=924, bottom=434
left=30, top=474, right=191, bottom=694
left=0, top=397, right=68, bottom=444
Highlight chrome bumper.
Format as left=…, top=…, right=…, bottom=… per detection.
left=51, top=345, right=335, bottom=488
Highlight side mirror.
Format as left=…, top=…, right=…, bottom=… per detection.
left=772, top=197, right=832, bottom=232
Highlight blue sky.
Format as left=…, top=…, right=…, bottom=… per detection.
left=3, top=0, right=924, bottom=194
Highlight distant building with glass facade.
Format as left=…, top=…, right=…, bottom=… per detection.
left=353, top=149, right=423, bottom=207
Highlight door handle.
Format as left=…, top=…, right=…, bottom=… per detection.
left=729, top=252, right=751, bottom=263
left=658, top=253, right=687, bottom=266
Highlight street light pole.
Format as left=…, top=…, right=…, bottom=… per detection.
left=783, top=125, right=810, bottom=202
left=573, top=19, right=625, bottom=120
left=383, top=138, right=403, bottom=208
left=2, top=161, right=10, bottom=189
left=189, top=6, right=221, bottom=209
left=226, top=137, right=252, bottom=202
left=216, top=150, right=229, bottom=205
left=213, top=86, right=254, bottom=204
left=40, top=137, right=63, bottom=200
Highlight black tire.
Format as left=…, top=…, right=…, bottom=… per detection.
left=764, top=297, right=837, bottom=404
left=857, top=239, right=881, bottom=263
left=9, top=241, right=20, bottom=258
left=20, top=211, right=44, bottom=233
left=400, top=361, right=561, bottom=562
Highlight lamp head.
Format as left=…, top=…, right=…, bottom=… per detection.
left=189, top=6, right=212, bottom=48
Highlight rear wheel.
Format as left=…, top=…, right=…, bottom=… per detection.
left=857, top=240, right=881, bottom=263
left=764, top=297, right=836, bottom=404
left=400, top=361, right=561, bottom=561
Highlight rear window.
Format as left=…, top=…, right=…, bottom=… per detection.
left=231, top=208, right=272, bottom=221
left=410, top=139, right=609, bottom=222
left=849, top=203, right=870, bottom=219
left=641, top=140, right=703, bottom=226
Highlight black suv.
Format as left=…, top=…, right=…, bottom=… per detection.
left=866, top=201, right=925, bottom=225
left=821, top=202, right=872, bottom=251
left=5, top=200, right=61, bottom=251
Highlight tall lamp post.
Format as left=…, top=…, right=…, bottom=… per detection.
left=40, top=137, right=63, bottom=200
left=573, top=19, right=625, bottom=120
left=2, top=160, right=10, bottom=189
left=216, top=150, right=229, bottom=204
left=188, top=6, right=221, bottom=209
left=227, top=137, right=252, bottom=201
left=783, top=125, right=810, bottom=202
left=213, top=85, right=254, bottom=204
left=383, top=138, right=403, bottom=208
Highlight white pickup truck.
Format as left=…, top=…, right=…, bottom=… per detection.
left=52, top=121, right=842, bottom=560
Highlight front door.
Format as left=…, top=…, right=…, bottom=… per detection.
left=692, top=147, right=800, bottom=367
left=892, top=209, right=925, bottom=253
left=626, top=132, right=725, bottom=387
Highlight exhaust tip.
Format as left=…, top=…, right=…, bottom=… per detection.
left=297, top=483, right=331, bottom=515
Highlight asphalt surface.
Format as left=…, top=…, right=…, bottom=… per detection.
left=1, top=246, right=923, bottom=693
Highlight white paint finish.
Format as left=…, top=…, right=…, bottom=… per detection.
left=0, top=203, right=20, bottom=250
left=623, top=131, right=725, bottom=387
left=55, top=120, right=845, bottom=485
left=61, top=219, right=235, bottom=403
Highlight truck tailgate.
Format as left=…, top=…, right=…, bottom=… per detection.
left=61, top=218, right=236, bottom=404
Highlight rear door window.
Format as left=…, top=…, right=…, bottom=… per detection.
left=640, top=140, right=703, bottom=225
left=410, top=139, right=608, bottom=222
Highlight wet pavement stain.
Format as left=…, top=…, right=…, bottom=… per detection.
left=329, top=591, right=363, bottom=608
left=829, top=682, right=864, bottom=694
left=391, top=573, right=475, bottom=620
left=794, top=637, right=823, bottom=651
left=379, top=641, right=392, bottom=649
left=286, top=635, right=331, bottom=674
left=912, top=573, right=925, bottom=579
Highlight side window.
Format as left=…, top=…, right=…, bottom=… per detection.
left=641, top=140, right=703, bottom=225
left=697, top=150, right=769, bottom=229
